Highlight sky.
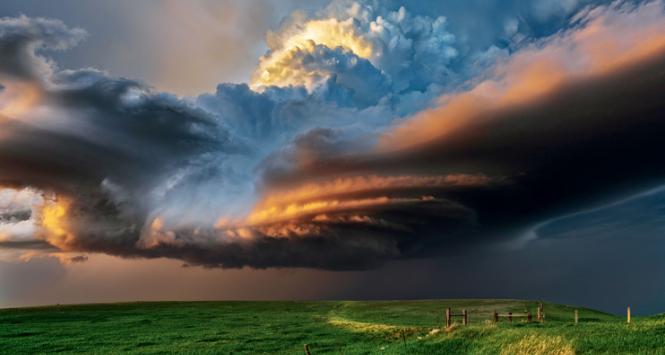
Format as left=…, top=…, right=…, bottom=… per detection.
left=1, top=0, right=665, bottom=315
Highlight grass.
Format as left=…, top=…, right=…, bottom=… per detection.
left=0, top=299, right=663, bottom=354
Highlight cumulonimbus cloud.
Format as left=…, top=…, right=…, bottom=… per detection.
left=1, top=1, right=665, bottom=270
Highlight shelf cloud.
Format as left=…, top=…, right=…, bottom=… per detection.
left=1, top=1, right=665, bottom=270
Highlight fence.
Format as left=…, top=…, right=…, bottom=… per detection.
left=493, top=304, right=544, bottom=323
left=445, top=308, right=468, bottom=327
left=446, top=304, right=634, bottom=326
left=493, top=311, right=533, bottom=322
left=305, top=305, right=635, bottom=353
left=444, top=304, right=545, bottom=327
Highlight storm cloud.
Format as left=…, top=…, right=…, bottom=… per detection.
left=1, top=1, right=665, bottom=270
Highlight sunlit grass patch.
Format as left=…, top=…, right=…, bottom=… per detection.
left=501, top=334, right=575, bottom=355
left=327, top=316, right=408, bottom=334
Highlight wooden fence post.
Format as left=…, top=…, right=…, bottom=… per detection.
left=446, top=308, right=451, bottom=328
left=508, top=312, right=512, bottom=323
left=627, top=306, right=631, bottom=324
left=527, top=311, right=532, bottom=322
left=574, top=310, right=579, bottom=324
left=463, top=309, right=468, bottom=326
left=493, top=310, right=498, bottom=323
left=304, top=344, right=311, bottom=355
left=537, top=304, right=543, bottom=322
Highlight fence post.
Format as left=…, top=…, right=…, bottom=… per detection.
left=446, top=308, right=451, bottom=328
left=304, top=344, right=311, bottom=355
left=537, top=304, right=543, bottom=322
left=627, top=306, right=631, bottom=324
left=463, top=309, right=468, bottom=326
left=508, top=312, right=512, bottom=323
left=528, top=311, right=532, bottom=322
left=574, top=310, right=579, bottom=324
left=493, top=311, right=498, bottom=323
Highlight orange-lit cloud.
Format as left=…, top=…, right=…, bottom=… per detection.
left=246, top=195, right=430, bottom=226
left=198, top=172, right=488, bottom=243
left=38, top=196, right=75, bottom=250
left=258, top=174, right=491, bottom=208
left=381, top=1, right=665, bottom=150
left=207, top=193, right=464, bottom=242
left=209, top=174, right=490, bottom=236
left=0, top=82, right=41, bottom=119
left=136, top=216, right=184, bottom=249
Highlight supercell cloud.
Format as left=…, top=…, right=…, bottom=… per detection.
left=1, top=1, right=665, bottom=269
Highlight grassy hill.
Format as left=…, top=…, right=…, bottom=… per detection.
left=0, top=299, right=662, bottom=354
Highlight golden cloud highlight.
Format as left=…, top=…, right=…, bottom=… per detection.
left=38, top=196, right=75, bottom=250
left=214, top=195, right=438, bottom=240
left=251, top=18, right=373, bottom=90
left=258, top=174, right=491, bottom=208
left=206, top=174, right=489, bottom=241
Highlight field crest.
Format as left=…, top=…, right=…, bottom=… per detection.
left=1, top=299, right=661, bottom=354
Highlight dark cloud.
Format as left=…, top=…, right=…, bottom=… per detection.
left=0, top=209, right=30, bottom=223
left=0, top=239, right=54, bottom=250
left=68, top=255, right=88, bottom=263
left=1, top=2, right=665, bottom=272
left=0, top=16, right=232, bottom=252
left=535, top=187, right=665, bottom=241
left=0, top=15, right=85, bottom=81
left=391, top=46, right=665, bottom=231
left=140, top=197, right=479, bottom=270
left=253, top=35, right=665, bottom=267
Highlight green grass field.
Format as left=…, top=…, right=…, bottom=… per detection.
left=1, top=299, right=663, bottom=354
